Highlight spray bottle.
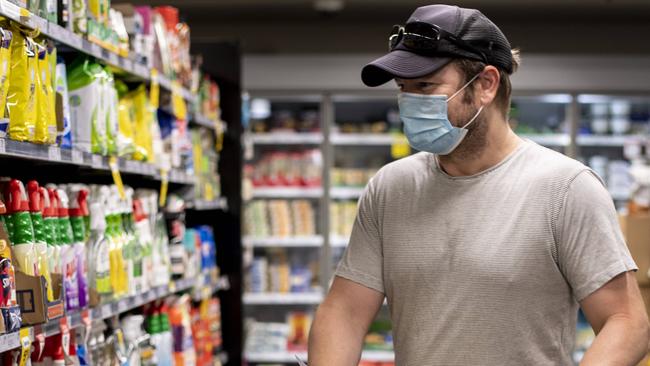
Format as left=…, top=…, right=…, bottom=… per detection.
left=123, top=187, right=145, bottom=295
left=43, top=187, right=61, bottom=276
left=49, top=186, right=79, bottom=311
left=106, top=187, right=127, bottom=299
left=26, top=181, right=54, bottom=302
left=133, top=197, right=152, bottom=294
left=5, top=180, right=38, bottom=276
left=88, top=186, right=112, bottom=304
left=68, top=185, right=89, bottom=309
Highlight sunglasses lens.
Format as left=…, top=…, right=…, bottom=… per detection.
left=388, top=25, right=402, bottom=50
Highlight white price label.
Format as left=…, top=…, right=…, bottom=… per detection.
left=0, top=138, right=5, bottom=154
left=71, top=150, right=83, bottom=164
left=117, top=300, right=128, bottom=313
left=101, top=304, right=112, bottom=319
left=48, top=146, right=61, bottom=161
left=91, top=155, right=103, bottom=168
left=108, top=52, right=119, bottom=65
left=90, top=43, right=102, bottom=58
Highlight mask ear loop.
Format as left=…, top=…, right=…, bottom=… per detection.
left=462, top=105, right=484, bottom=129
left=446, top=72, right=481, bottom=102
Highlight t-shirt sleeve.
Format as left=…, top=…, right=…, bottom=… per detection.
left=557, top=170, right=638, bottom=302
left=334, top=178, right=385, bottom=294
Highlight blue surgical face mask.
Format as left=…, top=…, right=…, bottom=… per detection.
left=398, top=73, right=484, bottom=155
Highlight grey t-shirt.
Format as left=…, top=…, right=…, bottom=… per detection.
left=335, top=140, right=637, bottom=366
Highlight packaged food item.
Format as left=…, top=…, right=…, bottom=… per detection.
left=131, top=85, right=152, bottom=161
left=7, top=27, right=38, bottom=142
left=116, top=91, right=136, bottom=157
left=67, top=58, right=104, bottom=154
left=0, top=27, right=13, bottom=128
left=27, top=181, right=54, bottom=302
left=55, top=59, right=72, bottom=148
left=34, top=42, right=56, bottom=144
left=104, top=68, right=118, bottom=155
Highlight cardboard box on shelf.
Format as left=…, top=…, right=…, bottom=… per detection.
left=15, top=271, right=64, bottom=325
left=619, top=214, right=650, bottom=286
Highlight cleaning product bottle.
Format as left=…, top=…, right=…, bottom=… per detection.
left=44, top=186, right=62, bottom=276
left=88, top=186, right=111, bottom=304
left=133, top=198, right=152, bottom=294
left=106, top=188, right=126, bottom=299
left=68, top=184, right=89, bottom=309
left=49, top=186, right=79, bottom=311
left=123, top=187, right=144, bottom=295
left=5, top=180, right=38, bottom=275
left=27, top=181, right=54, bottom=302
left=67, top=57, right=105, bottom=154
left=114, top=186, right=131, bottom=297
left=55, top=57, right=72, bottom=148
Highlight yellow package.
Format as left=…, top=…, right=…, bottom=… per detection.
left=7, top=27, right=38, bottom=142
left=34, top=43, right=50, bottom=144
left=0, top=27, right=13, bottom=120
left=117, top=95, right=135, bottom=158
left=132, top=85, right=152, bottom=162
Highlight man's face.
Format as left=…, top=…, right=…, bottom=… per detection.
left=395, top=63, right=489, bottom=159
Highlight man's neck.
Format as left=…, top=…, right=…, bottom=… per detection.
left=437, top=117, right=522, bottom=177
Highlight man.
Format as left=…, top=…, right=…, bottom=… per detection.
left=309, top=4, right=649, bottom=366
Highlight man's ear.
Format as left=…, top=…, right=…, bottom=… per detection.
left=477, top=65, right=500, bottom=106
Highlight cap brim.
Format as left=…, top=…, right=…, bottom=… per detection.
left=361, top=50, right=453, bottom=87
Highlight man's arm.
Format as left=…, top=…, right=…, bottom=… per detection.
left=580, top=271, right=650, bottom=365
left=308, top=276, right=384, bottom=366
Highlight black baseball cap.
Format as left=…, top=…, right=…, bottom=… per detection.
left=361, top=4, right=514, bottom=87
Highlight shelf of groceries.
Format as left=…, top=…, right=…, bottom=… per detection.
left=247, top=131, right=648, bottom=149
left=0, top=274, right=228, bottom=353
left=243, top=235, right=324, bottom=248
left=0, top=0, right=196, bottom=103
left=245, top=350, right=395, bottom=363
left=243, top=292, right=324, bottom=305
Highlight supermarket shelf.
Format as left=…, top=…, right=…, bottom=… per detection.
left=519, top=134, right=570, bottom=147
left=610, top=190, right=630, bottom=201
left=251, top=187, right=323, bottom=199
left=331, top=186, right=364, bottom=200
left=245, top=350, right=394, bottom=363
left=243, top=292, right=324, bottom=305
left=192, top=113, right=217, bottom=129
left=577, top=134, right=643, bottom=147
left=331, top=133, right=395, bottom=146
left=0, top=0, right=194, bottom=102
left=0, top=139, right=194, bottom=185
left=187, top=198, right=229, bottom=211
left=330, top=235, right=350, bottom=248
left=0, top=275, right=227, bottom=353
left=248, top=132, right=324, bottom=145
left=243, top=236, right=324, bottom=248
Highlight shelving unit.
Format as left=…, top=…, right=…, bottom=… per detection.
left=0, top=2, right=244, bottom=361
left=243, top=236, right=324, bottom=248
left=251, top=187, right=324, bottom=199
left=245, top=350, right=395, bottom=363
left=331, top=187, right=364, bottom=200
left=0, top=0, right=195, bottom=102
left=243, top=292, right=324, bottom=305
left=248, top=132, right=323, bottom=145
left=0, top=276, right=229, bottom=353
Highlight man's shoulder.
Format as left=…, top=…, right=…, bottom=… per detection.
left=519, top=141, right=590, bottom=181
left=371, top=152, right=432, bottom=184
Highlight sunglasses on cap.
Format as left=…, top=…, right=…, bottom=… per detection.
left=388, top=22, right=488, bottom=64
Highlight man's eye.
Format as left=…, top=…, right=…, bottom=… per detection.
left=418, top=82, right=434, bottom=89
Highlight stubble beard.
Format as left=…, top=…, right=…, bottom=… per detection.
left=440, top=103, right=489, bottom=162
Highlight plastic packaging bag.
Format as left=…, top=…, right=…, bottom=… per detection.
left=67, top=58, right=105, bottom=153
left=55, top=58, right=72, bottom=148
left=0, top=26, right=13, bottom=127
left=6, top=27, right=38, bottom=142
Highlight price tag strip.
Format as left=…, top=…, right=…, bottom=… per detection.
left=17, top=328, right=31, bottom=366
left=91, top=154, right=103, bottom=169
left=48, top=146, right=61, bottom=161
left=71, top=150, right=83, bottom=164
left=0, top=137, right=5, bottom=154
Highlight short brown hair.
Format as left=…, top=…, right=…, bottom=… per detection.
left=454, top=49, right=521, bottom=118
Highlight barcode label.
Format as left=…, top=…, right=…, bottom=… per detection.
left=91, top=155, right=103, bottom=168
left=48, top=146, right=61, bottom=161
left=71, top=150, right=83, bottom=164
